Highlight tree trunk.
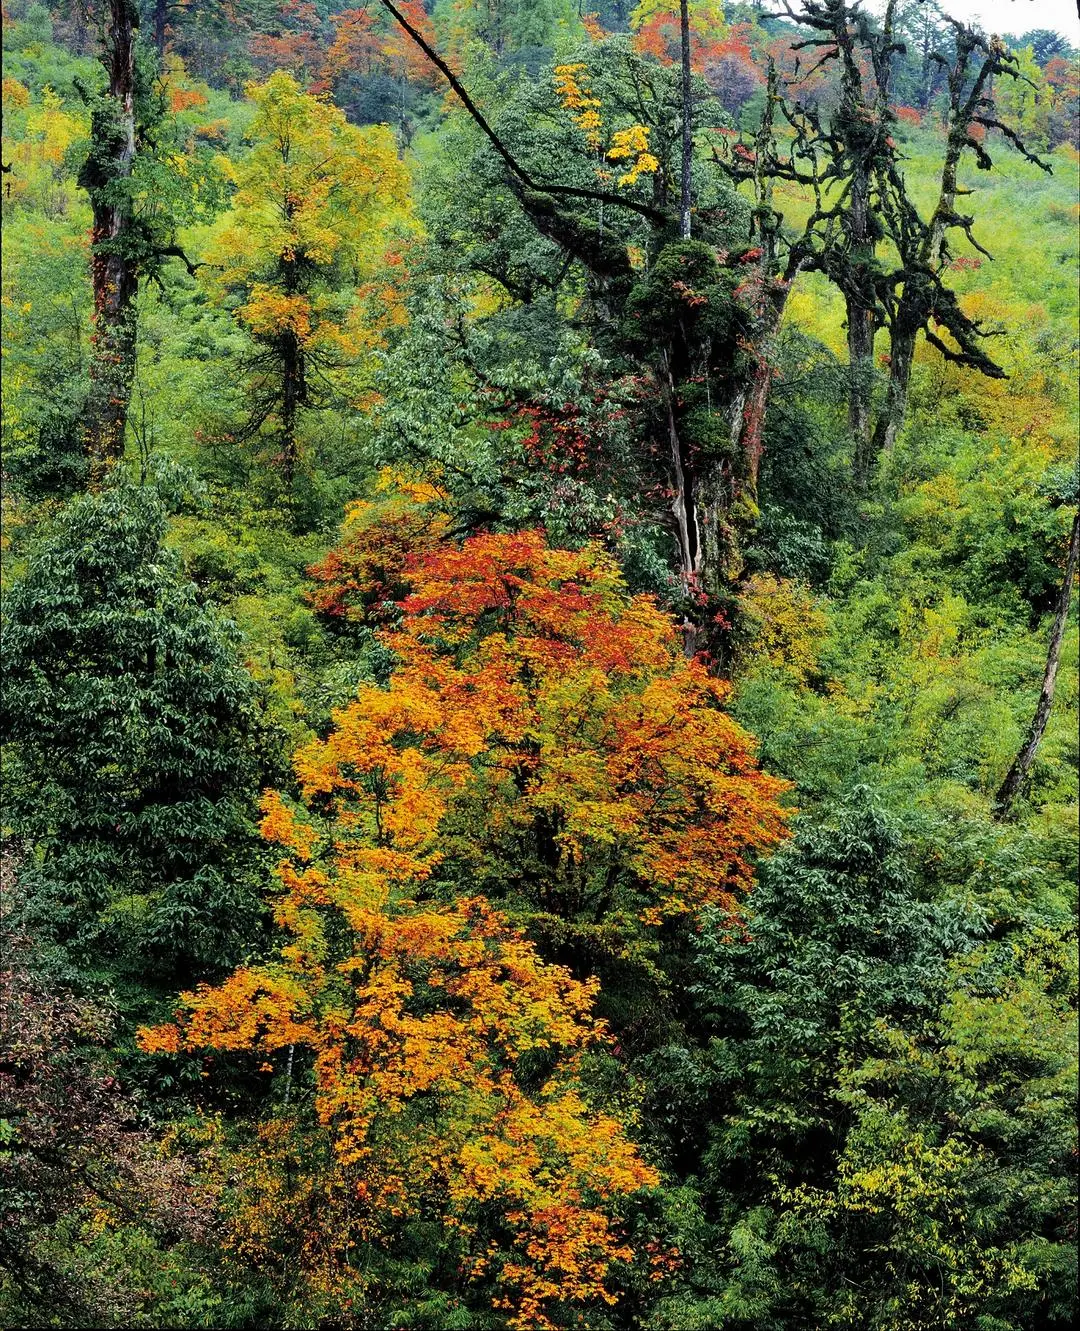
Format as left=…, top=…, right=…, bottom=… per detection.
left=280, top=330, right=305, bottom=487
left=82, top=1, right=139, bottom=482
left=867, top=323, right=916, bottom=469
left=847, top=296, right=875, bottom=473
left=993, top=512, right=1079, bottom=819
left=666, top=267, right=791, bottom=655
left=844, top=143, right=877, bottom=471
left=679, top=0, right=692, bottom=240
left=154, top=0, right=169, bottom=56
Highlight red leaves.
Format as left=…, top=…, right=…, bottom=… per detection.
left=309, top=506, right=791, bottom=924
left=143, top=510, right=789, bottom=1326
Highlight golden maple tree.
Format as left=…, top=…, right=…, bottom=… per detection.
left=306, top=512, right=792, bottom=931
left=142, top=512, right=789, bottom=1326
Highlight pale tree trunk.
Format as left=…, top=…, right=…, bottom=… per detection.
left=666, top=273, right=793, bottom=656
left=993, top=513, right=1079, bottom=819
left=82, top=0, right=139, bottom=482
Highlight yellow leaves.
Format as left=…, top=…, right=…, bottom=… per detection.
left=1, top=77, right=30, bottom=110
left=630, top=0, right=727, bottom=30
left=607, top=125, right=661, bottom=188
left=144, top=823, right=656, bottom=1325
left=138, top=968, right=315, bottom=1059
left=141, top=522, right=786, bottom=1325
left=200, top=71, right=413, bottom=388
left=305, top=519, right=790, bottom=925
left=553, top=66, right=659, bottom=190
left=553, top=63, right=600, bottom=114
left=738, top=573, right=828, bottom=686
left=553, top=63, right=604, bottom=149
left=237, top=285, right=312, bottom=342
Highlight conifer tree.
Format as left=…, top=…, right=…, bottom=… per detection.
left=1, top=480, right=268, bottom=982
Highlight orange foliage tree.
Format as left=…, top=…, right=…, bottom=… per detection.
left=248, top=0, right=328, bottom=81
left=305, top=510, right=791, bottom=940
left=141, top=890, right=659, bottom=1327
left=142, top=516, right=788, bottom=1325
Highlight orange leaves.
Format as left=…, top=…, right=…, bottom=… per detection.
left=237, top=285, right=312, bottom=342
left=141, top=892, right=655, bottom=1327
left=306, top=511, right=790, bottom=925
left=2, top=77, right=30, bottom=110
left=140, top=968, right=314, bottom=1057
left=350, top=524, right=793, bottom=925
left=306, top=480, right=449, bottom=621
left=321, top=2, right=442, bottom=92
left=168, top=86, right=207, bottom=114
left=142, top=516, right=787, bottom=1325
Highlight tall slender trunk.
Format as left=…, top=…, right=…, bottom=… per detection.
left=280, top=331, right=305, bottom=487
left=993, top=512, right=1079, bottom=819
left=154, top=0, right=168, bottom=56
left=847, top=297, right=875, bottom=469
left=82, top=1, right=139, bottom=482
left=844, top=156, right=876, bottom=469
left=679, top=0, right=692, bottom=240
left=662, top=351, right=697, bottom=598
left=868, top=321, right=916, bottom=466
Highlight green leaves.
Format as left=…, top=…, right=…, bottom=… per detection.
left=1, top=476, right=268, bottom=984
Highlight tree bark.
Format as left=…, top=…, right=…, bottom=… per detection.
left=82, top=1, right=139, bottom=482
left=679, top=0, right=693, bottom=240
left=279, top=330, right=305, bottom=487
left=993, top=512, right=1080, bottom=819
left=847, top=296, right=876, bottom=473
left=153, top=0, right=167, bottom=55
left=868, top=322, right=916, bottom=467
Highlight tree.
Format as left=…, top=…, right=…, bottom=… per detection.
left=644, top=791, right=986, bottom=1327
left=139, top=796, right=664, bottom=1327
left=0, top=479, right=267, bottom=982
left=206, top=71, right=410, bottom=486
left=79, top=0, right=140, bottom=476
left=379, top=1, right=799, bottom=642
left=784, top=925, right=1078, bottom=1329
left=78, top=1, right=229, bottom=481
left=305, top=512, right=791, bottom=954
left=0, top=959, right=218, bottom=1327
left=1015, top=28, right=1073, bottom=68
left=248, top=0, right=328, bottom=81
left=754, top=3, right=1051, bottom=481
left=868, top=20, right=1052, bottom=464
left=994, top=510, right=1080, bottom=819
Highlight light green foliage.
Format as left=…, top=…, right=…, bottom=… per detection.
left=783, top=926, right=1078, bottom=1329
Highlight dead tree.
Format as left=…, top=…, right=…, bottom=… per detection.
left=993, top=512, right=1079, bottom=819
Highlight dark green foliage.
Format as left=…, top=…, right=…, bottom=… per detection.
left=692, top=791, right=979, bottom=1172
left=1, top=479, right=268, bottom=985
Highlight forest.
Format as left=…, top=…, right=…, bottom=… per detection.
left=0, top=1, right=1077, bottom=1328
